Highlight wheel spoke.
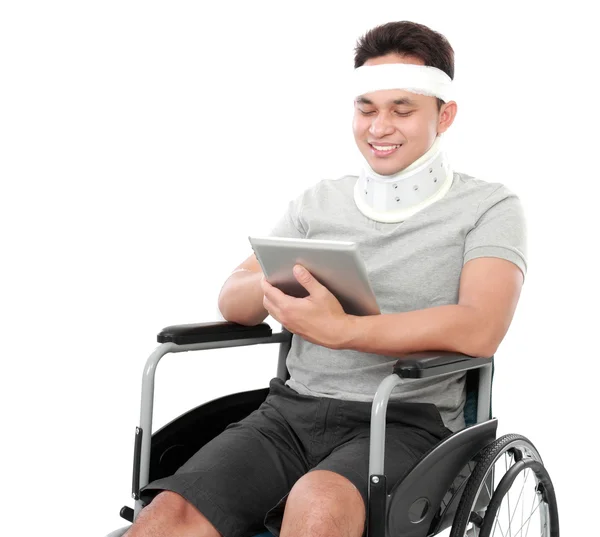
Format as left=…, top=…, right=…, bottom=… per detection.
left=506, top=465, right=512, bottom=537
left=485, top=475, right=493, bottom=500
left=524, top=486, right=537, bottom=537
left=521, top=470, right=526, bottom=535
left=490, top=465, right=546, bottom=537
left=506, top=451, right=512, bottom=537
left=523, top=491, right=540, bottom=537
left=514, top=497, right=542, bottom=537
left=508, top=468, right=528, bottom=528
left=492, top=508, right=507, bottom=537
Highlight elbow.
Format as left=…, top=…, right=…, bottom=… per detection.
left=218, top=299, right=268, bottom=327
left=474, top=329, right=500, bottom=358
left=478, top=340, right=498, bottom=359
left=217, top=296, right=229, bottom=321
left=463, top=340, right=496, bottom=359
left=463, top=308, right=500, bottom=358
left=217, top=297, right=240, bottom=324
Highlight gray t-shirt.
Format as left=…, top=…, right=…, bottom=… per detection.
left=268, top=171, right=527, bottom=432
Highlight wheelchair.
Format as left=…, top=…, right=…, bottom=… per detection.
left=105, top=320, right=559, bottom=537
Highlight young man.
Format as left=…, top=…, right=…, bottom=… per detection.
left=129, top=21, right=526, bottom=537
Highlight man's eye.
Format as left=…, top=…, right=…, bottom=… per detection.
left=359, top=110, right=411, bottom=117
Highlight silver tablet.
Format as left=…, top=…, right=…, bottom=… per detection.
left=248, top=236, right=380, bottom=316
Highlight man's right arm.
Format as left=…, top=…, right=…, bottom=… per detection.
left=217, top=253, right=269, bottom=326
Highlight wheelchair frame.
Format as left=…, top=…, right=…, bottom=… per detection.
left=112, top=320, right=501, bottom=537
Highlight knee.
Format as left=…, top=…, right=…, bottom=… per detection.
left=133, top=490, right=220, bottom=536
left=288, top=469, right=364, bottom=507
left=142, top=490, right=191, bottom=519
left=285, top=470, right=365, bottom=536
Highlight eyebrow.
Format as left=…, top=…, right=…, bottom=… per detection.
left=355, top=96, right=417, bottom=106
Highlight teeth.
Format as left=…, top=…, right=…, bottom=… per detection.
left=372, top=144, right=400, bottom=151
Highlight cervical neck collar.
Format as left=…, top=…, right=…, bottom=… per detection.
left=353, top=135, right=454, bottom=223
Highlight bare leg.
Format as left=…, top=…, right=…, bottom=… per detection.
left=124, top=490, right=221, bottom=537
left=280, top=470, right=366, bottom=537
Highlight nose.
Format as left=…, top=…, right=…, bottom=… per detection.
left=368, top=111, right=395, bottom=138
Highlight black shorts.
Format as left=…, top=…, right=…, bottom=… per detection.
left=139, top=377, right=453, bottom=537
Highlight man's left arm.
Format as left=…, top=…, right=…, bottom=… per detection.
left=339, top=184, right=528, bottom=358
left=338, top=256, right=525, bottom=358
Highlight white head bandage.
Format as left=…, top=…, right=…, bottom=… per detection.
left=351, top=63, right=453, bottom=102
left=350, top=63, right=455, bottom=223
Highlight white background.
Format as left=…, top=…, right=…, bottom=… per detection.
left=1, top=1, right=597, bottom=535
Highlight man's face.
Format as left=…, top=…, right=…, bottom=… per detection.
left=352, top=53, right=454, bottom=176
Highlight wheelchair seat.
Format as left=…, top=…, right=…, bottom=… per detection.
left=105, top=321, right=559, bottom=537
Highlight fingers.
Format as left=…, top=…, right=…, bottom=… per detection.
left=261, top=278, right=287, bottom=301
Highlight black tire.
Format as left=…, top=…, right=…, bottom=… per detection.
left=450, top=434, right=559, bottom=537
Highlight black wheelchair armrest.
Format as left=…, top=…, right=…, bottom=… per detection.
left=157, top=321, right=273, bottom=345
left=393, top=351, right=493, bottom=379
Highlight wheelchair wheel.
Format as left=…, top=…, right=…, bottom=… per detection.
left=450, top=434, right=559, bottom=537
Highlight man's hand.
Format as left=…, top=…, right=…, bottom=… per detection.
left=260, top=264, right=351, bottom=349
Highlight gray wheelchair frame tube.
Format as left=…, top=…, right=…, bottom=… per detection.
left=133, top=331, right=291, bottom=520
left=368, top=364, right=492, bottom=495
left=133, top=331, right=492, bottom=521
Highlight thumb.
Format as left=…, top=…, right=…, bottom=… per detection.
left=293, top=265, right=320, bottom=292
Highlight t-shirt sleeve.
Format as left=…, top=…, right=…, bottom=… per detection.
left=268, top=190, right=307, bottom=239
left=463, top=185, right=528, bottom=282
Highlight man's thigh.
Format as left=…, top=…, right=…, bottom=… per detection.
left=263, top=424, right=442, bottom=536
left=138, top=393, right=311, bottom=537
left=312, top=424, right=440, bottom=506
